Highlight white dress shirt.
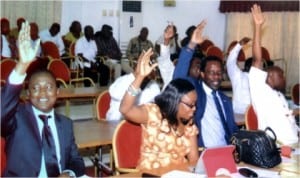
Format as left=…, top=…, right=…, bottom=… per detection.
left=1, top=35, right=11, bottom=58
left=106, top=73, right=161, bottom=120
left=75, top=36, right=97, bottom=68
left=201, top=82, right=227, bottom=147
left=39, top=29, right=65, bottom=55
left=226, top=43, right=251, bottom=114
left=249, top=67, right=299, bottom=145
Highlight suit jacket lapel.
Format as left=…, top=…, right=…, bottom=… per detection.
left=25, top=103, right=42, bottom=146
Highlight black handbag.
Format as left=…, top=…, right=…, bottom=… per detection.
left=231, top=127, right=282, bottom=168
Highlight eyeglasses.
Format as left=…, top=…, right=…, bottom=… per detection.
left=238, top=168, right=258, bottom=177
left=180, top=100, right=196, bottom=109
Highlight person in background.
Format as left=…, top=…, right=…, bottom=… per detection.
left=95, top=24, right=122, bottom=82
left=63, top=20, right=83, bottom=50
left=8, top=17, right=25, bottom=58
left=1, top=21, right=85, bottom=177
left=1, top=18, right=12, bottom=59
left=156, top=23, right=181, bottom=62
left=173, top=20, right=238, bottom=148
left=39, top=23, right=65, bottom=56
left=29, top=22, right=42, bottom=57
left=249, top=4, right=299, bottom=145
left=75, top=25, right=99, bottom=86
left=226, top=37, right=251, bottom=114
left=125, top=27, right=154, bottom=74
left=120, top=48, right=199, bottom=171
left=106, top=63, right=161, bottom=121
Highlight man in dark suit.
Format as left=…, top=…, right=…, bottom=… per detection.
left=173, top=20, right=238, bottom=148
left=1, top=21, right=85, bottom=177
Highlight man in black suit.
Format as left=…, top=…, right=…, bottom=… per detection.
left=1, top=21, right=85, bottom=177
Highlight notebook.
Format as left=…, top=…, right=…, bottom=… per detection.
left=194, top=145, right=237, bottom=177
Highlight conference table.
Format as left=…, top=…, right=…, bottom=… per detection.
left=73, top=119, right=120, bottom=176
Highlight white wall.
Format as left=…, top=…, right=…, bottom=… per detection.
left=61, top=0, right=226, bottom=50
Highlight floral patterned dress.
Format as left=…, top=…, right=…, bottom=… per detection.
left=138, top=103, right=199, bottom=170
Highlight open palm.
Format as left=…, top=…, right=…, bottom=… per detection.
left=18, top=21, right=40, bottom=64
left=251, top=4, right=265, bottom=25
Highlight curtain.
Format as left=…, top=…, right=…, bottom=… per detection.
left=219, top=1, right=299, bottom=12
left=1, top=1, right=62, bottom=31
left=224, top=11, right=299, bottom=91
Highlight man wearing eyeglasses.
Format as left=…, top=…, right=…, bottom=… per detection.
left=173, top=20, right=238, bottom=148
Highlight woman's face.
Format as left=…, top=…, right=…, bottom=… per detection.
left=177, top=90, right=197, bottom=125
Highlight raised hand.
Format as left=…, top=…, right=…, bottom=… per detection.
left=135, top=48, right=158, bottom=78
left=18, top=21, right=40, bottom=64
left=251, top=4, right=265, bottom=26
left=190, top=20, right=207, bottom=45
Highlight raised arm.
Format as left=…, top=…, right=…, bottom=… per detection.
left=119, top=48, right=158, bottom=124
left=15, top=21, right=40, bottom=74
left=251, top=4, right=265, bottom=69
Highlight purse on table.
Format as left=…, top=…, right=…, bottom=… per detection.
left=230, top=127, right=282, bottom=168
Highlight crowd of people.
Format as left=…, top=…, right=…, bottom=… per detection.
left=0, top=3, right=299, bottom=177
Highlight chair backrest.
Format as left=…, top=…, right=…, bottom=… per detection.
left=261, top=46, right=271, bottom=61
left=42, top=41, right=60, bottom=59
left=206, top=46, right=224, bottom=61
left=200, top=39, right=214, bottom=55
left=112, top=120, right=142, bottom=174
left=1, top=137, right=6, bottom=176
left=227, top=41, right=246, bottom=62
left=291, top=83, right=300, bottom=105
left=96, top=90, right=111, bottom=120
left=245, top=105, right=258, bottom=130
left=47, top=59, right=70, bottom=87
left=1, top=59, right=17, bottom=81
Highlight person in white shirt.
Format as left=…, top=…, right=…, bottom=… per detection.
left=106, top=66, right=161, bottom=121
left=226, top=37, right=251, bottom=114
left=249, top=4, right=299, bottom=145
left=1, top=18, right=11, bottom=58
left=75, top=25, right=98, bottom=86
left=39, top=23, right=65, bottom=56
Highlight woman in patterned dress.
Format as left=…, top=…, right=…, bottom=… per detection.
left=120, top=48, right=199, bottom=171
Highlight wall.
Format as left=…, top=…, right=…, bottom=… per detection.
left=61, top=0, right=226, bottom=50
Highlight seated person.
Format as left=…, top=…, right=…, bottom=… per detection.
left=95, top=24, right=122, bottom=81
left=63, top=20, right=83, bottom=51
left=125, top=27, right=154, bottom=74
left=75, top=25, right=109, bottom=86
left=120, top=48, right=199, bottom=171
left=1, top=21, right=85, bottom=177
left=39, top=23, right=65, bottom=56
left=173, top=20, right=238, bottom=148
left=106, top=63, right=161, bottom=121
left=249, top=4, right=299, bottom=145
left=1, top=18, right=12, bottom=59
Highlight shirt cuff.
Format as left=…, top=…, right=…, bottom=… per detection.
left=8, top=69, right=26, bottom=85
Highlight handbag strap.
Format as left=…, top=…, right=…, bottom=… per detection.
left=264, top=127, right=277, bottom=141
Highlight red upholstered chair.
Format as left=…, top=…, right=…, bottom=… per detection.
left=1, top=137, right=6, bottom=176
left=291, top=83, right=300, bottom=105
left=206, top=45, right=224, bottom=61
left=96, top=90, right=111, bottom=120
left=47, top=59, right=95, bottom=88
left=41, top=41, right=60, bottom=60
left=1, top=58, right=17, bottom=82
left=200, top=39, right=214, bottom=55
left=112, top=120, right=142, bottom=175
left=261, top=46, right=271, bottom=61
left=245, top=105, right=258, bottom=130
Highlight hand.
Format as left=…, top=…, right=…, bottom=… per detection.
left=251, top=4, right=265, bottom=26
left=239, top=37, right=251, bottom=46
left=18, top=21, right=40, bottom=64
left=135, top=48, right=158, bottom=78
left=190, top=20, right=207, bottom=45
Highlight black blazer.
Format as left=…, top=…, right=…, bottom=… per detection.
left=1, top=83, right=85, bottom=177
